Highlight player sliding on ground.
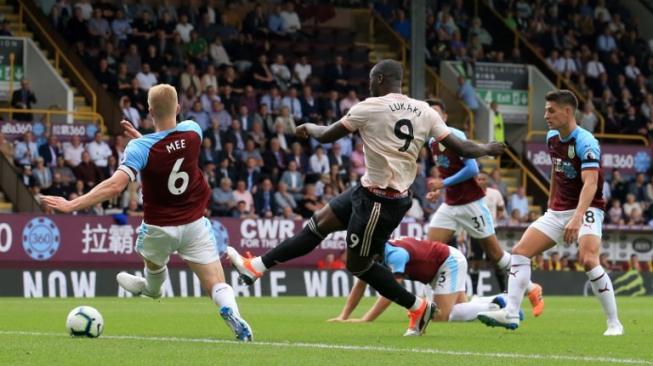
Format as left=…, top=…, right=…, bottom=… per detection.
left=328, top=237, right=520, bottom=329
left=477, top=90, right=624, bottom=336
left=41, top=84, right=253, bottom=341
left=424, top=99, right=544, bottom=317
left=227, top=59, right=505, bottom=336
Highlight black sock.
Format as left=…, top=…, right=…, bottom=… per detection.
left=470, top=270, right=479, bottom=295
left=261, top=218, right=324, bottom=268
left=495, top=267, right=508, bottom=293
left=357, top=262, right=416, bottom=309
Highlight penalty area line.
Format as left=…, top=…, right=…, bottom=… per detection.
left=0, top=330, right=650, bottom=365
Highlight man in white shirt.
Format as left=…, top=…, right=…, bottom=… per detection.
left=282, top=87, right=302, bottom=122
left=175, top=14, right=194, bottom=43
left=200, top=86, right=221, bottom=113
left=280, top=2, right=301, bottom=35
left=476, top=171, right=504, bottom=221
left=63, top=135, right=85, bottom=167
left=136, top=63, right=158, bottom=91
left=86, top=132, right=113, bottom=168
left=585, top=53, right=606, bottom=79
left=293, top=55, right=312, bottom=85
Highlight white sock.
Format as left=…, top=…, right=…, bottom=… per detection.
left=251, top=257, right=268, bottom=273
left=500, top=252, right=536, bottom=292
left=449, top=302, right=497, bottom=322
left=470, top=293, right=504, bottom=303
left=409, top=297, right=423, bottom=312
left=145, top=266, right=167, bottom=296
left=586, top=266, right=619, bottom=324
left=497, top=251, right=511, bottom=270
left=212, top=283, right=240, bottom=316
left=506, top=255, right=530, bottom=316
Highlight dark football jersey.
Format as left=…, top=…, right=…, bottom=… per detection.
left=385, top=237, right=451, bottom=284
left=119, top=120, right=211, bottom=226
left=546, top=127, right=605, bottom=211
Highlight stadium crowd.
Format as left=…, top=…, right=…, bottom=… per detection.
left=1, top=1, right=653, bottom=271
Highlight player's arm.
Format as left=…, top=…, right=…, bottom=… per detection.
left=296, top=122, right=350, bottom=143
left=42, top=171, right=130, bottom=213
left=431, top=158, right=479, bottom=190
left=564, top=169, right=598, bottom=244
left=328, top=278, right=368, bottom=322
left=439, top=134, right=505, bottom=158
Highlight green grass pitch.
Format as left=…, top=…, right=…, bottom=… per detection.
left=0, top=296, right=652, bottom=366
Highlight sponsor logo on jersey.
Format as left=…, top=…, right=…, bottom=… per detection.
left=22, top=217, right=60, bottom=261
left=568, top=145, right=575, bottom=159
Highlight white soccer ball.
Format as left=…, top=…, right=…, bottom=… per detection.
left=66, top=306, right=104, bottom=338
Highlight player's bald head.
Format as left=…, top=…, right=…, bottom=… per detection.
left=148, top=84, right=179, bottom=121
left=369, top=59, right=403, bottom=97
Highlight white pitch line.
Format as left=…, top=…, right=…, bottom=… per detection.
left=0, top=330, right=651, bottom=365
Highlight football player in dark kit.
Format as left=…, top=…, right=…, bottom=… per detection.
left=227, top=59, right=505, bottom=336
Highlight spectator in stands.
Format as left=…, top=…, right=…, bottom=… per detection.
left=317, top=253, right=343, bottom=270
left=121, top=96, right=141, bottom=129
left=509, top=186, right=529, bottom=219
left=65, top=7, right=89, bottom=44
left=212, top=177, right=237, bottom=216
left=0, top=20, right=11, bottom=37
left=620, top=106, right=646, bottom=135
left=628, top=173, right=648, bottom=202
left=233, top=179, right=254, bottom=213
left=293, top=55, right=312, bottom=86
left=468, top=17, right=492, bottom=48
left=267, top=4, right=284, bottom=38
left=309, top=145, right=330, bottom=176
left=209, top=101, right=231, bottom=133
left=201, top=64, right=219, bottom=91
left=111, top=9, right=131, bottom=47
left=260, top=86, right=283, bottom=114
left=135, top=63, right=157, bottom=91
left=187, top=101, right=210, bottom=131
left=123, top=44, right=142, bottom=76
left=274, top=181, right=296, bottom=215
left=233, top=200, right=257, bottom=219
left=297, top=184, right=325, bottom=219
left=33, top=157, right=53, bottom=190
left=271, top=54, right=292, bottom=91
left=87, top=8, right=111, bottom=48
left=19, top=165, right=36, bottom=188
left=14, top=131, right=39, bottom=167
left=200, top=85, right=221, bottom=113
left=325, top=56, right=349, bottom=93
left=392, top=9, right=410, bottom=40
left=0, top=132, right=13, bottom=165
left=240, top=156, right=262, bottom=192
left=199, top=137, right=218, bottom=167
left=74, top=151, right=104, bottom=188
left=628, top=254, right=642, bottom=272
left=282, top=87, right=302, bottom=122
left=180, top=63, right=201, bottom=95
left=124, top=79, right=147, bottom=118
left=281, top=159, right=303, bottom=201
left=596, top=28, right=617, bottom=55
left=240, top=139, right=263, bottom=167
left=251, top=54, right=275, bottom=90
left=508, top=208, right=522, bottom=226
left=457, top=76, right=478, bottom=112
left=52, top=155, right=75, bottom=184
left=86, top=132, right=112, bottom=169
left=328, top=142, right=350, bottom=176
left=254, top=178, right=277, bottom=218
left=610, top=169, right=628, bottom=202
left=11, top=79, right=37, bottom=122
left=628, top=207, right=645, bottom=227
left=339, top=89, right=360, bottom=115
left=580, top=101, right=598, bottom=132
left=96, top=58, right=116, bottom=91
left=116, top=63, right=132, bottom=94
left=187, top=30, right=209, bottom=68
left=280, top=1, right=301, bottom=37
left=209, top=37, right=231, bottom=67
left=38, top=135, right=60, bottom=169
left=608, top=198, right=625, bottom=225
left=44, top=172, right=71, bottom=198
left=233, top=105, right=253, bottom=132
left=623, top=193, right=642, bottom=218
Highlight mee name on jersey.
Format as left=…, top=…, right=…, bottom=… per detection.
left=118, top=120, right=211, bottom=226
left=429, top=127, right=484, bottom=206
left=547, top=127, right=605, bottom=211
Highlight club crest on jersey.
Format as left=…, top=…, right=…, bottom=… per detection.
left=438, top=143, right=446, bottom=152
left=436, top=155, right=450, bottom=168
left=568, top=145, right=575, bottom=159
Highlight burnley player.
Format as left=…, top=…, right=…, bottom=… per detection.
left=329, top=237, right=514, bottom=329
left=425, top=99, right=544, bottom=316
left=41, top=84, right=253, bottom=341
left=477, top=90, right=623, bottom=336
left=227, top=59, right=505, bottom=336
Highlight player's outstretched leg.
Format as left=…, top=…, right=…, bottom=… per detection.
left=116, top=261, right=166, bottom=299
left=228, top=206, right=345, bottom=285
left=579, top=236, right=623, bottom=336
left=481, top=236, right=545, bottom=317
left=187, top=260, right=253, bottom=341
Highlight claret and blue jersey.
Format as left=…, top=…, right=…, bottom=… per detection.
left=118, top=120, right=211, bottom=226
left=546, top=127, right=605, bottom=211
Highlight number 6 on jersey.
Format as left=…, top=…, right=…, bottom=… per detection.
left=168, top=158, right=189, bottom=195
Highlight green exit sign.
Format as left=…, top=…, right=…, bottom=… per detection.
left=478, top=89, right=528, bottom=107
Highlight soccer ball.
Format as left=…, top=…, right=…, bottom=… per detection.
left=66, top=306, right=104, bottom=338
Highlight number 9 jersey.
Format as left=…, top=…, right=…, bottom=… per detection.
left=118, top=120, right=211, bottom=226
left=340, top=93, right=450, bottom=193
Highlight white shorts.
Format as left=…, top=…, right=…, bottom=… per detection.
left=530, top=207, right=604, bottom=245
left=136, top=217, right=220, bottom=267
left=431, top=246, right=468, bottom=295
left=429, top=198, right=495, bottom=239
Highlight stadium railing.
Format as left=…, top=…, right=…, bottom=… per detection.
left=503, top=147, right=550, bottom=196
left=368, top=10, right=475, bottom=137
left=0, top=108, right=105, bottom=132
left=14, top=0, right=97, bottom=119
left=476, top=0, right=607, bottom=134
